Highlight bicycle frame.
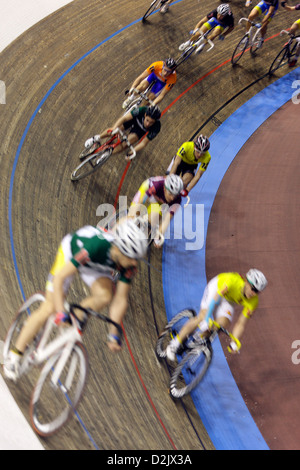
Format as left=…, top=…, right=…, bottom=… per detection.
left=269, top=30, right=300, bottom=74
left=96, top=127, right=137, bottom=161
left=123, top=84, right=155, bottom=115
left=175, top=32, right=214, bottom=67
left=231, top=18, right=263, bottom=65
left=19, top=308, right=83, bottom=387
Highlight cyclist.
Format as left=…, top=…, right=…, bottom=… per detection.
left=122, top=58, right=177, bottom=109
left=166, top=269, right=268, bottom=361
left=128, top=174, right=184, bottom=247
left=245, top=0, right=279, bottom=48
left=3, top=221, right=148, bottom=381
left=166, top=135, right=211, bottom=197
left=84, top=105, right=161, bottom=161
left=179, top=4, right=235, bottom=53
left=281, top=1, right=300, bottom=67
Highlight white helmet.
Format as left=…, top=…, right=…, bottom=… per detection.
left=114, top=220, right=148, bottom=259
left=217, top=3, right=231, bottom=15
left=246, top=269, right=268, bottom=292
left=164, top=174, right=184, bottom=195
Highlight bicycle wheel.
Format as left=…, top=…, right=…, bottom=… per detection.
left=71, top=148, right=112, bottom=181
left=268, top=45, right=289, bottom=75
left=231, top=34, right=249, bottom=65
left=250, top=29, right=263, bottom=55
left=174, top=45, right=195, bottom=67
left=156, top=309, right=196, bottom=359
left=3, top=293, right=45, bottom=378
left=142, top=0, right=161, bottom=21
left=169, top=345, right=212, bottom=398
left=30, top=341, right=88, bottom=437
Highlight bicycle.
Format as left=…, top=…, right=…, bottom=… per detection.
left=122, top=86, right=155, bottom=115
left=231, top=18, right=263, bottom=65
left=70, top=127, right=136, bottom=181
left=142, top=0, right=169, bottom=21
left=156, top=309, right=241, bottom=398
left=2, top=293, right=122, bottom=436
left=175, top=32, right=214, bottom=68
left=269, top=30, right=300, bottom=75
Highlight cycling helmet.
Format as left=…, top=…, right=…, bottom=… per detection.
left=164, top=174, right=184, bottom=195
left=114, top=220, right=148, bottom=259
left=164, top=57, right=177, bottom=71
left=146, top=105, right=161, bottom=121
left=246, top=269, right=268, bottom=292
left=217, top=3, right=231, bottom=15
left=194, top=135, right=210, bottom=152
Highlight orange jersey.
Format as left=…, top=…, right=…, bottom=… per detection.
left=146, top=61, right=177, bottom=91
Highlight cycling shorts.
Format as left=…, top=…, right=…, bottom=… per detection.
left=295, top=18, right=300, bottom=28
left=46, top=234, right=115, bottom=294
left=203, top=17, right=224, bottom=33
left=254, top=1, right=278, bottom=18
left=200, top=276, right=235, bottom=322
left=146, top=71, right=166, bottom=95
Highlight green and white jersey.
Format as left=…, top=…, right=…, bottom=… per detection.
left=69, top=226, right=136, bottom=284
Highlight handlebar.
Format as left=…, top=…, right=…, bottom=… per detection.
left=208, top=318, right=241, bottom=352
left=111, top=127, right=136, bottom=160
left=69, top=304, right=123, bottom=339
left=238, top=17, right=261, bottom=28
left=280, top=29, right=295, bottom=39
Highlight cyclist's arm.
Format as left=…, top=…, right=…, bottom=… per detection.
left=152, top=86, right=169, bottom=105
left=222, top=26, right=234, bottom=37
left=107, top=280, right=131, bottom=352
left=193, top=16, right=208, bottom=32
left=52, top=261, right=78, bottom=313
left=130, top=69, right=149, bottom=91
left=159, top=211, right=173, bottom=237
left=231, top=309, right=252, bottom=343
left=169, top=154, right=182, bottom=174
left=186, top=168, right=205, bottom=193
left=130, top=179, right=151, bottom=207
left=132, top=135, right=151, bottom=153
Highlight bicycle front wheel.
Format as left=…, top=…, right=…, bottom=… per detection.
left=142, top=0, right=162, bottom=21
left=268, top=45, right=289, bottom=75
left=30, top=342, right=88, bottom=437
left=71, top=149, right=112, bottom=181
left=231, top=34, right=249, bottom=65
left=170, top=345, right=212, bottom=398
left=156, top=309, right=196, bottom=359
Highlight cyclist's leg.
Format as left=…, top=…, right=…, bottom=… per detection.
left=15, top=237, right=74, bottom=353
left=247, top=2, right=263, bottom=31
left=79, top=274, right=114, bottom=312
left=206, top=25, right=223, bottom=41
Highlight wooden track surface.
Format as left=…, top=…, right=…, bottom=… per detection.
left=0, top=0, right=298, bottom=450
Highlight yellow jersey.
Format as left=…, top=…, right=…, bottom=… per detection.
left=177, top=141, right=211, bottom=170
left=217, top=272, right=258, bottom=317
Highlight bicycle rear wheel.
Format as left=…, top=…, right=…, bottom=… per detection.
left=169, top=345, right=212, bottom=398
left=30, top=342, right=88, bottom=437
left=156, top=309, right=196, bottom=359
left=3, top=293, right=45, bottom=378
left=268, top=45, right=289, bottom=75
left=231, top=34, right=249, bottom=65
left=142, top=0, right=162, bottom=21
left=71, top=148, right=112, bottom=181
